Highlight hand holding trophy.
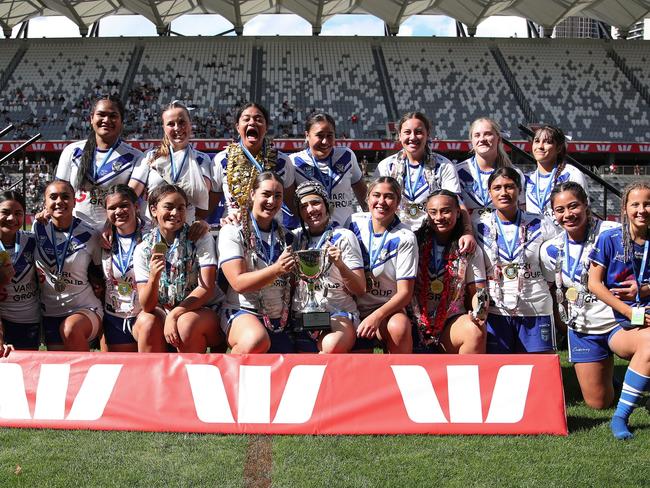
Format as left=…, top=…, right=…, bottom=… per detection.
left=294, top=248, right=331, bottom=332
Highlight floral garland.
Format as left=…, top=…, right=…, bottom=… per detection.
left=412, top=235, right=466, bottom=346
left=225, top=138, right=278, bottom=210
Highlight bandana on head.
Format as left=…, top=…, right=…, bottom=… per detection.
left=295, top=180, right=330, bottom=213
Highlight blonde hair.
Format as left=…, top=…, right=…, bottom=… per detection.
left=468, top=117, right=512, bottom=168
left=621, top=181, right=650, bottom=262
left=154, top=101, right=192, bottom=160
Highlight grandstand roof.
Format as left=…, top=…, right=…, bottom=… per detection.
left=1, top=0, right=649, bottom=37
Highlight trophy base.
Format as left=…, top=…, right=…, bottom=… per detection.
left=294, top=312, right=331, bottom=332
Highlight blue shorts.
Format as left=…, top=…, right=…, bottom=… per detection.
left=568, top=326, right=623, bottom=363
left=103, top=314, right=136, bottom=345
left=222, top=308, right=318, bottom=353
left=486, top=314, right=555, bottom=353
left=2, top=319, right=40, bottom=349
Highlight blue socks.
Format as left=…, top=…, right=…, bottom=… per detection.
left=611, top=367, right=650, bottom=440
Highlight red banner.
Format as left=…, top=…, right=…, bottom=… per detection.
left=0, top=352, right=567, bottom=435
left=1, top=139, right=649, bottom=154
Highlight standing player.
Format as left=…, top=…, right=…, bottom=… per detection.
left=129, top=101, right=212, bottom=224
left=456, top=117, right=525, bottom=213
left=473, top=167, right=556, bottom=353
left=55, top=95, right=143, bottom=227
left=290, top=112, right=367, bottom=227
left=0, top=191, right=40, bottom=350
left=349, top=176, right=417, bottom=353
left=525, top=125, right=588, bottom=219
left=588, top=182, right=650, bottom=440
left=35, top=181, right=103, bottom=351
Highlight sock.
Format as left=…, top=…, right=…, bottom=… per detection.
left=611, top=367, right=650, bottom=440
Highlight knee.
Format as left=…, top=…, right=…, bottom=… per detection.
left=584, top=396, right=614, bottom=410
left=60, top=319, right=85, bottom=341
left=232, top=329, right=270, bottom=354
left=134, top=314, right=162, bottom=338
left=386, top=315, right=411, bottom=339
left=636, top=334, right=650, bottom=362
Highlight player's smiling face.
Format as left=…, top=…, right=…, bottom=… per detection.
left=151, top=192, right=186, bottom=234
left=163, top=107, right=192, bottom=150
left=299, top=195, right=329, bottom=234
left=626, top=187, right=650, bottom=234
left=471, top=119, right=499, bottom=163
left=237, top=106, right=267, bottom=153
left=532, top=131, right=559, bottom=166
left=105, top=193, right=137, bottom=232
left=552, top=190, right=588, bottom=236
left=90, top=99, right=122, bottom=144
left=368, top=182, right=399, bottom=222
left=306, top=121, right=335, bottom=160
left=489, top=176, right=519, bottom=214
left=0, top=199, right=25, bottom=238
left=399, top=117, right=428, bottom=162
left=45, top=181, right=75, bottom=221
left=426, top=194, right=459, bottom=236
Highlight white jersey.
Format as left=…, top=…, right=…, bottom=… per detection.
left=525, top=163, right=588, bottom=217
left=0, top=232, right=40, bottom=324
left=211, top=146, right=295, bottom=220
left=291, top=226, right=364, bottom=315
left=102, top=232, right=141, bottom=319
left=419, top=241, right=487, bottom=317
left=56, top=139, right=144, bottom=227
left=541, top=220, right=620, bottom=334
left=34, top=218, right=103, bottom=317
left=133, top=230, right=218, bottom=308
left=348, top=213, right=418, bottom=316
left=218, top=222, right=294, bottom=319
left=456, top=157, right=526, bottom=212
left=473, top=210, right=556, bottom=317
left=131, top=145, right=212, bottom=223
left=375, top=151, right=461, bottom=232
left=291, top=147, right=363, bottom=227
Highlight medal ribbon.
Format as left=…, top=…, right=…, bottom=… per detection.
left=114, top=232, right=137, bottom=276
left=367, top=219, right=390, bottom=271
left=0, top=232, right=20, bottom=265
left=632, top=240, right=650, bottom=304
left=534, top=167, right=556, bottom=213
left=307, top=149, right=334, bottom=197
left=313, top=226, right=333, bottom=250
left=50, top=221, right=77, bottom=278
left=563, top=233, right=586, bottom=282
left=431, top=238, right=444, bottom=275
left=92, top=139, right=120, bottom=182
left=495, top=210, right=521, bottom=261
left=404, top=162, right=424, bottom=201
left=470, top=156, right=490, bottom=207
left=250, top=213, right=276, bottom=265
left=239, top=141, right=265, bottom=173
left=169, top=145, right=191, bottom=183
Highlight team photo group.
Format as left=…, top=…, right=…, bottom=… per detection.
left=1, top=95, right=650, bottom=440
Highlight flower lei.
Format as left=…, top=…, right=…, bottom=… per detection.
left=412, top=234, right=467, bottom=346
left=225, top=138, right=278, bottom=210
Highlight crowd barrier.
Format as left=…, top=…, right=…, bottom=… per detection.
left=0, top=352, right=567, bottom=435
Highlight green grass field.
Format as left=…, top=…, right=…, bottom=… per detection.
left=1, top=354, right=650, bottom=487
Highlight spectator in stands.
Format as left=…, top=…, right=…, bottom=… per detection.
left=525, top=125, right=588, bottom=220
left=473, top=167, right=556, bottom=354
left=133, top=184, right=222, bottom=353
left=35, top=180, right=104, bottom=351
left=375, top=111, right=475, bottom=252
left=210, top=102, right=297, bottom=227
left=348, top=176, right=416, bottom=353
left=410, top=189, right=487, bottom=354
left=53, top=95, right=144, bottom=228
left=457, top=117, right=526, bottom=213
left=290, top=112, right=367, bottom=227
left=588, top=182, right=650, bottom=440
left=129, top=101, right=212, bottom=224
left=0, top=191, right=40, bottom=351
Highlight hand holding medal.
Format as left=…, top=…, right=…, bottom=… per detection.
left=150, top=241, right=168, bottom=279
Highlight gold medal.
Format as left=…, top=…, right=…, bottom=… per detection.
left=117, top=280, right=132, bottom=296
left=503, top=264, right=518, bottom=280
left=365, top=271, right=377, bottom=292
left=430, top=279, right=444, bottom=294
left=54, top=276, right=66, bottom=293
left=153, top=242, right=168, bottom=254
left=565, top=287, right=578, bottom=302
left=0, top=250, right=10, bottom=265
left=408, top=204, right=419, bottom=217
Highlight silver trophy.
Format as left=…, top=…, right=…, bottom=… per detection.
left=294, top=249, right=331, bottom=331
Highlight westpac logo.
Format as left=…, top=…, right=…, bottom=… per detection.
left=357, top=142, right=373, bottom=150
left=0, top=363, right=122, bottom=421
left=186, top=364, right=326, bottom=424
left=203, top=141, right=221, bottom=150
left=392, top=364, right=533, bottom=423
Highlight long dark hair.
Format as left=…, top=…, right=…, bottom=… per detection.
left=487, top=166, right=522, bottom=191
left=533, top=125, right=567, bottom=190
left=76, top=95, right=125, bottom=190
left=235, top=102, right=270, bottom=128
left=305, top=112, right=336, bottom=133
left=147, top=183, right=189, bottom=222
left=0, top=190, right=26, bottom=212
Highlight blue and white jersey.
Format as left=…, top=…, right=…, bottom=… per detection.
left=541, top=220, right=619, bottom=334
left=589, top=226, right=650, bottom=325
left=34, top=218, right=102, bottom=317
left=218, top=222, right=294, bottom=318
left=348, top=212, right=418, bottom=316
left=291, top=226, right=364, bottom=315
left=0, top=232, right=39, bottom=324
left=375, top=151, right=461, bottom=232
left=131, top=145, right=212, bottom=223
left=525, top=163, right=588, bottom=217
left=56, top=139, right=144, bottom=227
left=473, top=210, right=555, bottom=317
left=456, top=157, right=526, bottom=213
left=211, top=146, right=295, bottom=220
left=102, top=233, right=141, bottom=319
left=291, top=147, right=363, bottom=227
